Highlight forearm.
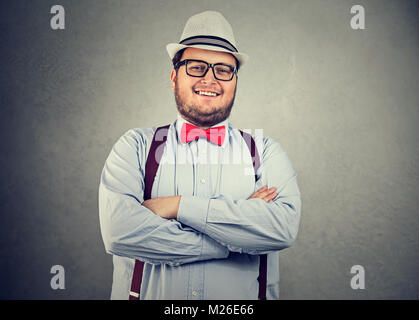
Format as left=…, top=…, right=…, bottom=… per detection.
left=141, top=196, right=181, bottom=220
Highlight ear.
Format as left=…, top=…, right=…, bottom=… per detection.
left=170, top=69, right=176, bottom=92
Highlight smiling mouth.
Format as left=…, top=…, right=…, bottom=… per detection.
left=194, top=90, right=220, bottom=97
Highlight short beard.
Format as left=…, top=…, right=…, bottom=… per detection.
left=174, top=78, right=236, bottom=128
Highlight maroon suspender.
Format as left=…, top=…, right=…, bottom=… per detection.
left=129, top=125, right=267, bottom=300
left=129, top=260, right=144, bottom=300
left=238, top=130, right=260, bottom=181
left=258, top=254, right=268, bottom=300
left=143, top=125, right=171, bottom=201
left=129, top=125, right=170, bottom=300
left=239, top=130, right=267, bottom=300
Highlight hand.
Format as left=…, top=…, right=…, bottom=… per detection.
left=248, top=185, right=278, bottom=202
left=142, top=196, right=181, bottom=219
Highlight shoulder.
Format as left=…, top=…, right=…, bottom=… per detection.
left=108, top=127, right=156, bottom=163
left=115, top=125, right=168, bottom=149
left=121, top=127, right=153, bottom=144
left=108, top=126, right=169, bottom=169
left=261, top=136, right=286, bottom=159
left=231, top=125, right=285, bottom=159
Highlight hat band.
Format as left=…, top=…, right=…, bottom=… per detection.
left=179, top=35, right=238, bottom=53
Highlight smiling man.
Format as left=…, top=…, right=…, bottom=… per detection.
left=99, top=11, right=301, bottom=300
left=172, top=47, right=238, bottom=129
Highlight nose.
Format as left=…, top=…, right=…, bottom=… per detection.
left=200, top=66, right=217, bottom=84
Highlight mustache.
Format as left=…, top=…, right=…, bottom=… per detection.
left=192, top=84, right=223, bottom=95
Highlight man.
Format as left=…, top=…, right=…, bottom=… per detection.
left=99, top=11, right=301, bottom=300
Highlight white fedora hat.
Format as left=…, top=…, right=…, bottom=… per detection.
left=167, top=11, right=249, bottom=67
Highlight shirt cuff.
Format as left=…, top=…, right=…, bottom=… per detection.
left=177, top=195, right=210, bottom=233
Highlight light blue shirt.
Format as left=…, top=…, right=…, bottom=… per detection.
left=98, top=113, right=301, bottom=300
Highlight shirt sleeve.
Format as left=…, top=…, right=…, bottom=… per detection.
left=177, top=136, right=302, bottom=255
left=98, top=129, right=229, bottom=266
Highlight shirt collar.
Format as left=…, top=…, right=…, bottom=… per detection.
left=175, top=112, right=230, bottom=148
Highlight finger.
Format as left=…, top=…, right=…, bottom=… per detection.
left=264, top=192, right=278, bottom=202
left=254, top=185, right=268, bottom=194
left=258, top=187, right=277, bottom=199
left=251, top=188, right=275, bottom=200
left=249, top=185, right=267, bottom=199
left=262, top=190, right=277, bottom=202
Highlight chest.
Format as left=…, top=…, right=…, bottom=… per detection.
left=152, top=139, right=256, bottom=200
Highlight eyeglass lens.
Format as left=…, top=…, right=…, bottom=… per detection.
left=186, top=60, right=234, bottom=81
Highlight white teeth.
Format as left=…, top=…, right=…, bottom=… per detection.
left=196, top=91, right=218, bottom=96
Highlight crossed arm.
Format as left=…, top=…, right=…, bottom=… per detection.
left=142, top=186, right=278, bottom=219
left=99, top=129, right=301, bottom=266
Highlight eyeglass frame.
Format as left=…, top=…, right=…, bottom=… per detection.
left=174, top=59, right=238, bottom=81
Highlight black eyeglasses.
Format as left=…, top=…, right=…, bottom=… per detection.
left=175, top=59, right=237, bottom=81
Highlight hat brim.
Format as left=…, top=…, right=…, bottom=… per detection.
left=167, top=43, right=249, bottom=68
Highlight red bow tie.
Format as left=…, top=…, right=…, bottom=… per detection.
left=180, top=122, right=226, bottom=146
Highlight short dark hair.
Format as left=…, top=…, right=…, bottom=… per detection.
left=171, top=48, right=240, bottom=71
left=172, top=48, right=187, bottom=69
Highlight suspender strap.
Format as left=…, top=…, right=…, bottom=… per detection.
left=144, top=125, right=171, bottom=200
left=129, top=125, right=170, bottom=300
left=258, top=253, right=268, bottom=300
left=238, top=130, right=260, bottom=181
left=239, top=130, right=267, bottom=300
left=129, top=260, right=145, bottom=300
left=130, top=126, right=266, bottom=300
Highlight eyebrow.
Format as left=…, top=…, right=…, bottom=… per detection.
left=186, top=59, right=235, bottom=66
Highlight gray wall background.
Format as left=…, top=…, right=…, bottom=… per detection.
left=1, top=0, right=418, bottom=299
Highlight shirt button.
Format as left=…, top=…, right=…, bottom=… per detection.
left=200, top=178, right=206, bottom=184
left=192, top=291, right=198, bottom=296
